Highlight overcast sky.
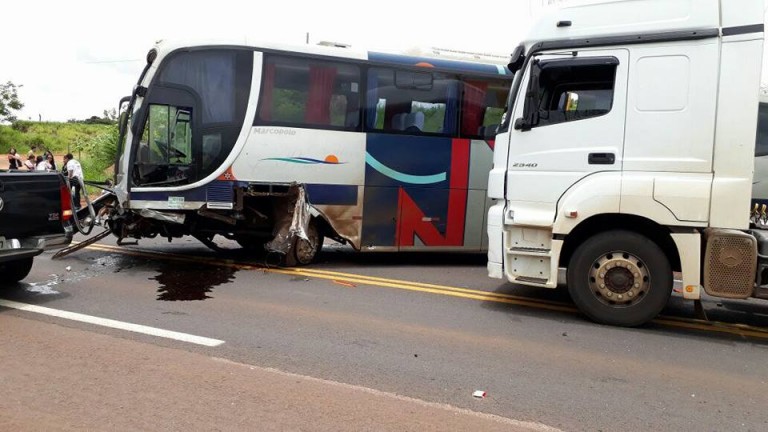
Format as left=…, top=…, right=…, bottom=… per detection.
left=2, top=0, right=767, bottom=122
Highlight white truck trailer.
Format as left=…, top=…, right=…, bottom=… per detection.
left=487, top=0, right=767, bottom=326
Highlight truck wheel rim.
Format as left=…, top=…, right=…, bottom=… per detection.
left=588, top=251, right=650, bottom=306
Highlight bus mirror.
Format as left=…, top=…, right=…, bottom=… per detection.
left=395, top=70, right=433, bottom=90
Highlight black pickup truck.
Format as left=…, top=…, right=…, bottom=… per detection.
left=0, top=171, right=73, bottom=284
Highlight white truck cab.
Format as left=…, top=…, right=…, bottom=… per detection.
left=488, top=0, right=766, bottom=326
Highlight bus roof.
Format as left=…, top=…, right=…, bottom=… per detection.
left=367, top=52, right=510, bottom=76
left=151, top=38, right=511, bottom=77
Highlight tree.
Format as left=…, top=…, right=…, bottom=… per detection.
left=0, top=81, right=23, bottom=123
left=103, top=108, right=118, bottom=122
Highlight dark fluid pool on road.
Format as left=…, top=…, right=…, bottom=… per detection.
left=152, top=263, right=238, bottom=301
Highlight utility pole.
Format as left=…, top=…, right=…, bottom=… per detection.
left=306, top=32, right=309, bottom=45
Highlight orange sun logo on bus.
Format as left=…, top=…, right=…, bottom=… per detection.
left=415, top=62, right=435, bottom=68
left=261, top=155, right=345, bottom=165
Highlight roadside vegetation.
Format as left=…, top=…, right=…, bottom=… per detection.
left=0, top=81, right=118, bottom=182
left=0, top=120, right=118, bottom=182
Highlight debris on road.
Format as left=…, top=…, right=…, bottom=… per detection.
left=65, top=266, right=72, bottom=272
left=472, top=390, right=486, bottom=399
left=332, top=280, right=356, bottom=288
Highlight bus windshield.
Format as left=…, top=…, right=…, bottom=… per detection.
left=131, top=49, right=253, bottom=187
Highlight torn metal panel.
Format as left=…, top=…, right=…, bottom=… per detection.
left=289, top=187, right=310, bottom=241
left=265, top=184, right=310, bottom=254
left=313, top=204, right=362, bottom=250
left=138, top=209, right=186, bottom=224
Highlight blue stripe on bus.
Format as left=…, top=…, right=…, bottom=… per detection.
left=365, top=153, right=446, bottom=185
left=305, top=184, right=358, bottom=206
left=364, top=134, right=452, bottom=189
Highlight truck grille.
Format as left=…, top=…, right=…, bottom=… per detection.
left=703, top=230, right=756, bottom=299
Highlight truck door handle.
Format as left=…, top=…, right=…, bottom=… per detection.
left=588, top=153, right=615, bottom=165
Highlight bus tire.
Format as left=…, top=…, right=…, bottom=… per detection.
left=284, top=219, right=323, bottom=266
left=1, top=257, right=34, bottom=284
left=566, top=230, right=672, bottom=327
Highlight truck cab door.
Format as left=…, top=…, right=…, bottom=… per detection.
left=500, top=49, right=629, bottom=286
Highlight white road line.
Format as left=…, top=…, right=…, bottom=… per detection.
left=0, top=299, right=225, bottom=347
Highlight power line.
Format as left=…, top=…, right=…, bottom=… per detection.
left=82, top=59, right=142, bottom=64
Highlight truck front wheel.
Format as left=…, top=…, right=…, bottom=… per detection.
left=1, top=257, right=34, bottom=284
left=567, top=230, right=672, bottom=327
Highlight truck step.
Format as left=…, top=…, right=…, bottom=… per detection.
left=507, top=247, right=550, bottom=257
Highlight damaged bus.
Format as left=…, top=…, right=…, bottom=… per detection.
left=101, top=40, right=512, bottom=264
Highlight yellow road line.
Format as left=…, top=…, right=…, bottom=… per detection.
left=84, top=243, right=577, bottom=313
left=82, top=242, right=768, bottom=340
left=86, top=242, right=565, bottom=305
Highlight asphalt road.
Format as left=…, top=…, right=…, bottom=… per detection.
left=2, top=234, right=768, bottom=431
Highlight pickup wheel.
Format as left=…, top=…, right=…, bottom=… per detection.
left=566, top=230, right=672, bottom=327
left=1, top=257, right=34, bottom=284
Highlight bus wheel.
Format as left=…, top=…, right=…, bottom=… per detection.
left=566, top=230, right=672, bottom=327
left=285, top=220, right=323, bottom=266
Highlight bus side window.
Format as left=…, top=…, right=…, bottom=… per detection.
left=365, top=67, right=458, bottom=136
left=256, top=55, right=361, bottom=131
left=461, top=79, right=511, bottom=139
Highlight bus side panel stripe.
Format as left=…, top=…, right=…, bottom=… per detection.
left=305, top=184, right=358, bottom=206
left=446, top=139, right=470, bottom=245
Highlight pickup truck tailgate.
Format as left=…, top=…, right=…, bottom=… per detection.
left=0, top=171, right=68, bottom=239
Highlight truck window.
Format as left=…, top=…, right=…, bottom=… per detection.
left=757, top=102, right=768, bottom=157
left=526, top=57, right=618, bottom=128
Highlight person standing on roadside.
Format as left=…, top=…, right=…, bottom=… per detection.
left=44, top=152, right=56, bottom=171
left=35, top=155, right=48, bottom=171
left=7, top=148, right=22, bottom=170
left=63, top=153, right=84, bottom=209
left=24, top=154, right=36, bottom=170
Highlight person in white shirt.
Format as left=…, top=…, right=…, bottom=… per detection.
left=63, top=153, right=84, bottom=209
left=35, top=155, right=49, bottom=171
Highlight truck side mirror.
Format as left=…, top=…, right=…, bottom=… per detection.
left=519, top=59, right=542, bottom=131
left=565, top=92, right=579, bottom=112
left=513, top=117, right=531, bottom=131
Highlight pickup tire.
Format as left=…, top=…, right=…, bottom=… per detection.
left=1, top=257, right=34, bottom=284
left=567, top=230, right=672, bottom=327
